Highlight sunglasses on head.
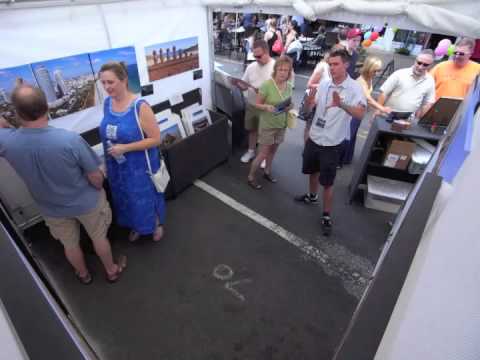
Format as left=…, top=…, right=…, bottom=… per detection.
left=416, top=60, right=431, bottom=67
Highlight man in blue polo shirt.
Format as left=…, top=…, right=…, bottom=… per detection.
left=295, top=49, right=366, bottom=236
left=0, top=85, right=126, bottom=284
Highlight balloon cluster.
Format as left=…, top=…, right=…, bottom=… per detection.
left=434, top=38, right=455, bottom=57
left=362, top=27, right=383, bottom=48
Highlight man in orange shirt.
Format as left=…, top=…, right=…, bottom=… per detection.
left=431, top=37, right=480, bottom=99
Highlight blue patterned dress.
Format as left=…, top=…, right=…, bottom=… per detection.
left=99, top=97, right=166, bottom=235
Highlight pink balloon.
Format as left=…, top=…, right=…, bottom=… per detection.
left=434, top=46, right=447, bottom=57
left=438, top=39, right=452, bottom=49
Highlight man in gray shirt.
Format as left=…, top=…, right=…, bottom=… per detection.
left=295, top=49, right=366, bottom=236
left=0, top=86, right=126, bottom=284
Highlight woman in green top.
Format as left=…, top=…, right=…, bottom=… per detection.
left=248, top=56, right=294, bottom=189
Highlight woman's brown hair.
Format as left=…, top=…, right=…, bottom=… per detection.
left=99, top=61, right=129, bottom=81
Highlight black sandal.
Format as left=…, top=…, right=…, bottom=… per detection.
left=247, top=178, right=262, bottom=190
left=106, top=255, right=127, bottom=283
left=263, top=173, right=278, bottom=183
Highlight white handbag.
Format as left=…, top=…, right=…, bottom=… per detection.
left=133, top=99, right=170, bottom=193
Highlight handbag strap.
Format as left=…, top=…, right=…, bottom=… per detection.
left=271, top=78, right=291, bottom=101
left=132, top=98, right=154, bottom=175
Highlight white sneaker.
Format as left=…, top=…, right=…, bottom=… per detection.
left=240, top=150, right=255, bottom=163
left=261, top=160, right=266, bottom=169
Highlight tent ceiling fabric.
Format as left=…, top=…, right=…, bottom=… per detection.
left=2, top=0, right=479, bottom=37
left=206, top=0, right=480, bottom=37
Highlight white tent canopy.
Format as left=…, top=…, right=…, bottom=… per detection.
left=207, top=0, right=480, bottom=38
left=2, top=0, right=479, bottom=37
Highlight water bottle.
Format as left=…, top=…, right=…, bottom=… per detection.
left=106, top=140, right=126, bottom=164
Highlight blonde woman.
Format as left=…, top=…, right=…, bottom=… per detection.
left=99, top=62, right=166, bottom=243
left=341, top=56, right=391, bottom=164
left=248, top=56, right=294, bottom=189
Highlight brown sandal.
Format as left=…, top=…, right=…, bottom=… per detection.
left=247, top=178, right=262, bottom=190
left=263, top=173, right=278, bottom=183
left=106, top=255, right=127, bottom=283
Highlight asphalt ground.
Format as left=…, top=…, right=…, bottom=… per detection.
left=23, top=56, right=392, bottom=360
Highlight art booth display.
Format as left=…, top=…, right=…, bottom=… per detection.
left=0, top=46, right=141, bottom=123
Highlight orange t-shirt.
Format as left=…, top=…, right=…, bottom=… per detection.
left=431, top=60, right=480, bottom=99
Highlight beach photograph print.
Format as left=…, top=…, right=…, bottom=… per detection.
left=161, top=123, right=184, bottom=146
left=90, top=46, right=141, bottom=101
left=0, top=64, right=39, bottom=125
left=31, top=54, right=97, bottom=119
left=145, top=36, right=199, bottom=82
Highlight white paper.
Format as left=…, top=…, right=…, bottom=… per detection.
left=169, top=93, right=184, bottom=106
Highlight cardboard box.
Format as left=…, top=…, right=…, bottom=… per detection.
left=364, top=175, right=413, bottom=213
left=383, top=140, right=416, bottom=170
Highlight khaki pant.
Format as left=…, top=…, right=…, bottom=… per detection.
left=258, top=127, right=286, bottom=145
left=44, top=190, right=112, bottom=249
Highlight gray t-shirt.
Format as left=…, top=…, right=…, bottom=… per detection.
left=309, top=76, right=366, bottom=146
left=0, top=126, right=100, bottom=218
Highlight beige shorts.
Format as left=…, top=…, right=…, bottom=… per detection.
left=258, top=127, right=286, bottom=145
left=44, top=190, right=112, bottom=249
left=244, top=104, right=260, bottom=131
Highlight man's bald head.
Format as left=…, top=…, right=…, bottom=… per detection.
left=11, top=85, right=49, bottom=122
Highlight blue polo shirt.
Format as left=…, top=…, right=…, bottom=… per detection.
left=0, top=126, right=100, bottom=218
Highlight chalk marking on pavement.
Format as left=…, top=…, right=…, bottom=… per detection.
left=194, top=180, right=373, bottom=299
left=225, top=279, right=252, bottom=302
left=213, top=264, right=234, bottom=281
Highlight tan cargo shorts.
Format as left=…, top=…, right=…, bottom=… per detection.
left=258, top=127, right=286, bottom=145
left=44, top=190, right=112, bottom=249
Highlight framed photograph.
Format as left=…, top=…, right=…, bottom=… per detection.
left=181, top=103, right=211, bottom=135
left=31, top=54, right=97, bottom=119
left=158, top=112, right=186, bottom=146
left=145, top=36, right=199, bottom=82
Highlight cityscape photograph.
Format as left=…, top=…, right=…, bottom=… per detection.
left=31, top=54, right=97, bottom=119
left=90, top=46, right=141, bottom=101
left=0, top=65, right=39, bottom=125
left=145, top=36, right=199, bottom=81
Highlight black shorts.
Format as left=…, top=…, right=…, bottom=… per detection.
left=302, top=139, right=343, bottom=186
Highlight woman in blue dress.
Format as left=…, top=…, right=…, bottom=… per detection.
left=99, top=62, right=166, bottom=242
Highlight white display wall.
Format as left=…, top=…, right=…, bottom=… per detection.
left=0, top=1, right=212, bottom=133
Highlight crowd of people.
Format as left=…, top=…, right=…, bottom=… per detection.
left=0, top=29, right=478, bottom=286
left=234, top=34, right=479, bottom=237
